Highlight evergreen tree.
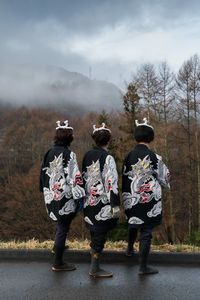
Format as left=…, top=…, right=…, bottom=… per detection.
left=97, top=109, right=110, bottom=126
left=122, top=82, right=140, bottom=136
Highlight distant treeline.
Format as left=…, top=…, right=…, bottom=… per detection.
left=1, top=54, right=200, bottom=245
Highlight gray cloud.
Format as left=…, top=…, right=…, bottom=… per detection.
left=1, top=0, right=199, bottom=30
left=0, top=0, right=200, bottom=87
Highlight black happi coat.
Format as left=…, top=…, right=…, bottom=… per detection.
left=82, top=147, right=120, bottom=232
left=122, top=144, right=170, bottom=228
left=40, top=144, right=85, bottom=222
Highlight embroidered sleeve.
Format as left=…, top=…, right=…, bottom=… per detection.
left=39, top=149, right=50, bottom=192
left=155, top=154, right=170, bottom=189
left=102, top=155, right=120, bottom=207
left=64, top=151, right=85, bottom=200
left=39, top=161, right=45, bottom=192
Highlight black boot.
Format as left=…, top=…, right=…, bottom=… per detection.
left=51, top=244, right=69, bottom=254
left=125, top=228, right=137, bottom=257
left=138, top=240, right=158, bottom=275
left=52, top=246, right=76, bottom=272
left=89, top=251, right=113, bottom=278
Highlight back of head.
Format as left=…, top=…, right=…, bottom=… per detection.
left=54, top=120, right=74, bottom=147
left=134, top=118, right=154, bottom=143
left=92, top=123, right=111, bottom=147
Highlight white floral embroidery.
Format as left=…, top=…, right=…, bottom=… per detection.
left=123, top=155, right=161, bottom=208
left=43, top=187, right=54, bottom=204
left=43, top=152, right=85, bottom=211
left=95, top=205, right=112, bottom=221
left=49, top=212, right=57, bottom=221
left=128, top=217, right=144, bottom=225
left=83, top=160, right=107, bottom=207
left=59, top=199, right=76, bottom=215
left=64, top=152, right=85, bottom=199
left=61, top=179, right=73, bottom=199
left=43, top=153, right=72, bottom=201
left=147, top=201, right=162, bottom=218
left=64, top=152, right=77, bottom=182
left=72, top=185, right=85, bottom=199
left=122, top=193, right=140, bottom=209
left=102, top=155, right=118, bottom=197
left=152, top=181, right=162, bottom=201
left=156, top=154, right=170, bottom=189
left=84, top=216, right=94, bottom=225
left=84, top=195, right=109, bottom=208
left=44, top=153, right=63, bottom=180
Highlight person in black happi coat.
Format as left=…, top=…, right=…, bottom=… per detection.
left=82, top=123, right=120, bottom=278
left=122, top=118, right=170, bottom=275
left=40, top=120, right=85, bottom=271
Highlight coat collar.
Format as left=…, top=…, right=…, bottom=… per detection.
left=93, top=146, right=108, bottom=153
left=135, top=143, right=149, bottom=150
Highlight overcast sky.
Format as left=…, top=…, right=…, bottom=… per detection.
left=1, top=0, right=200, bottom=87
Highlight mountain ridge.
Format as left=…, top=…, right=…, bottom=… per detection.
left=0, top=64, right=122, bottom=113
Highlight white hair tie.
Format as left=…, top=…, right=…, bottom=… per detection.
left=135, top=118, right=154, bottom=129
left=56, top=120, right=73, bottom=130
left=93, top=123, right=111, bottom=133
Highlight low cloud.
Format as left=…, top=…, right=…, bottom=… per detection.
left=0, top=0, right=200, bottom=87
left=0, top=64, right=122, bottom=112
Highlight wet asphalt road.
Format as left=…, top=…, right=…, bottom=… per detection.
left=0, top=261, right=200, bottom=300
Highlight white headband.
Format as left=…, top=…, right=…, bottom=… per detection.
left=135, top=118, right=154, bottom=129
left=93, top=123, right=111, bottom=133
left=56, top=120, right=73, bottom=130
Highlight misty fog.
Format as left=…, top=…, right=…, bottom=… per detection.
left=0, top=64, right=122, bottom=113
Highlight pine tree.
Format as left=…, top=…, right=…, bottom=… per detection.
left=122, top=82, right=140, bottom=136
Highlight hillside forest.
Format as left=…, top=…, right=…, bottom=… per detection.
left=1, top=54, right=200, bottom=245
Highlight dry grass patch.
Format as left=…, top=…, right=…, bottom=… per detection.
left=0, top=239, right=200, bottom=252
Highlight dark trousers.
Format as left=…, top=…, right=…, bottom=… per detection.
left=55, top=215, right=74, bottom=249
left=129, top=224, right=153, bottom=244
left=90, top=230, right=107, bottom=254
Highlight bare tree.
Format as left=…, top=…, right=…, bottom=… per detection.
left=158, top=61, right=176, bottom=243
left=134, top=63, right=160, bottom=120
left=158, top=61, right=176, bottom=122
left=188, top=54, right=200, bottom=230
left=176, top=59, right=194, bottom=236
